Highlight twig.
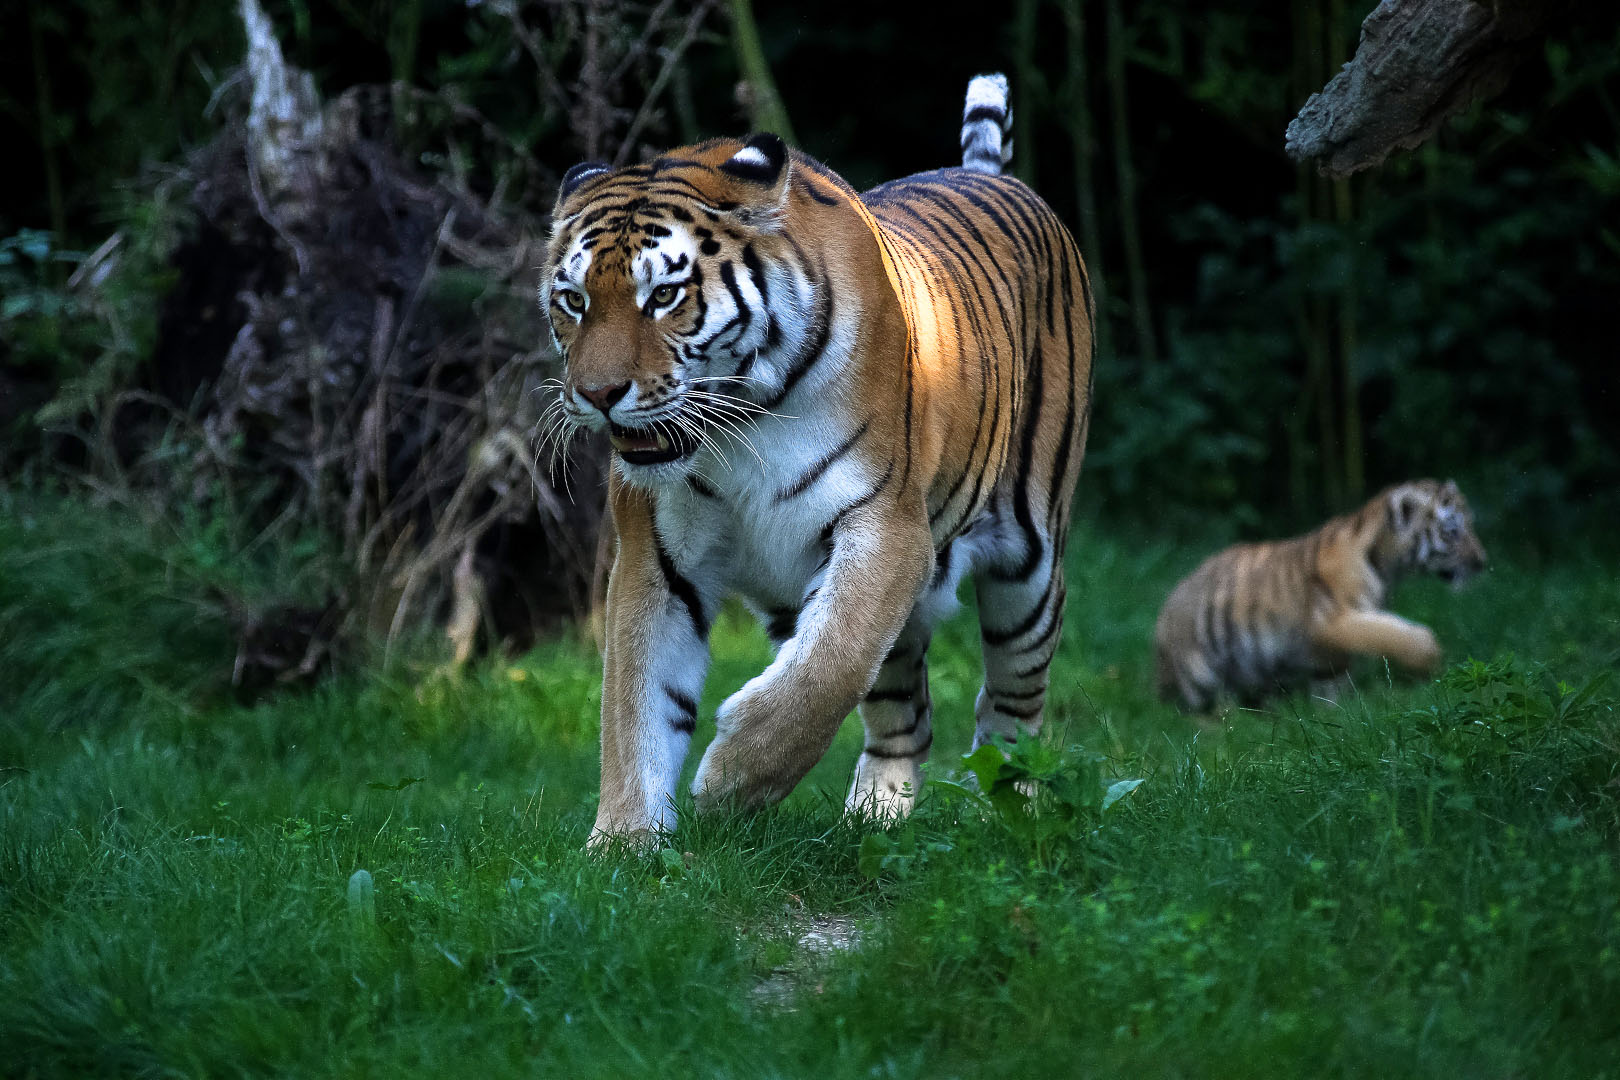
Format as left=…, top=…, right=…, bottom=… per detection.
left=613, top=0, right=719, bottom=166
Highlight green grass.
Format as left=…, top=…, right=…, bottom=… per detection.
left=3, top=491, right=1619, bottom=1078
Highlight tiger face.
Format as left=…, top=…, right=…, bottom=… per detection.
left=1391, top=479, right=1488, bottom=586
left=542, top=136, right=802, bottom=483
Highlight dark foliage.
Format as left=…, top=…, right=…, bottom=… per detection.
left=1, top=0, right=1616, bottom=658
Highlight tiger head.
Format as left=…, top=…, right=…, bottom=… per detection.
left=1387, top=479, right=1488, bottom=586
left=541, top=134, right=804, bottom=481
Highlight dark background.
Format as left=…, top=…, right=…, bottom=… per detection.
left=4, top=0, right=1618, bottom=542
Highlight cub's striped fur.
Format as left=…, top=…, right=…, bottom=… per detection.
left=542, top=75, right=1095, bottom=842
left=1155, top=479, right=1487, bottom=711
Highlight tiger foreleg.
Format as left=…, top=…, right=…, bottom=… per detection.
left=590, top=489, right=715, bottom=847
left=1311, top=609, right=1442, bottom=675
left=693, top=497, right=934, bottom=813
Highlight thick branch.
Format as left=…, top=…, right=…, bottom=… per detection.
left=1285, top=0, right=1556, bottom=177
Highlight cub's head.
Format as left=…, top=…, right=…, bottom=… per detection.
left=1387, top=479, right=1488, bottom=586
left=541, top=134, right=798, bottom=482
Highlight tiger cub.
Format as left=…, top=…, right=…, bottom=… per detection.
left=542, top=75, right=1095, bottom=842
left=1155, top=479, right=1487, bottom=711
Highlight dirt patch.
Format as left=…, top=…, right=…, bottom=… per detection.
left=750, top=913, right=863, bottom=1010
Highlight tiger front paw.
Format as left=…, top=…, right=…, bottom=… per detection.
left=690, top=686, right=818, bottom=812
left=1411, top=626, right=1443, bottom=674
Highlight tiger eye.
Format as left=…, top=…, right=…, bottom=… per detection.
left=651, top=284, right=679, bottom=306
left=558, top=290, right=586, bottom=314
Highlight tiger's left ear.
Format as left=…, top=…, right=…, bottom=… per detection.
left=719, top=133, right=790, bottom=228
left=554, top=161, right=612, bottom=218
left=1389, top=485, right=1428, bottom=532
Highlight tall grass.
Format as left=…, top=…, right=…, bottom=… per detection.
left=3, top=492, right=1617, bottom=1077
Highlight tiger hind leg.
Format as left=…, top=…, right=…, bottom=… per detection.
left=972, top=532, right=1065, bottom=751
left=847, top=622, right=935, bottom=819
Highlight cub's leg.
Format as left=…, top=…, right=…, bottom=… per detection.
left=591, top=485, right=716, bottom=846
left=973, top=529, right=1065, bottom=750
left=1312, top=610, right=1442, bottom=675
left=693, top=493, right=934, bottom=812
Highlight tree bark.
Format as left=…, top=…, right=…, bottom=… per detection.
left=1285, top=0, right=1559, bottom=178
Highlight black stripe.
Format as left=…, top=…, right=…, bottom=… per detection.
left=1011, top=656, right=1053, bottom=680
left=762, top=257, right=834, bottom=410
left=986, top=331, right=1045, bottom=585
left=665, top=684, right=699, bottom=733
left=946, top=173, right=1050, bottom=329
left=687, top=473, right=720, bottom=499
left=775, top=420, right=869, bottom=502
left=718, top=260, right=752, bottom=344
left=863, top=686, right=917, bottom=704
left=1045, top=242, right=1082, bottom=530
left=765, top=607, right=798, bottom=642
left=1008, top=589, right=1065, bottom=657
left=741, top=245, right=769, bottom=308
left=817, top=461, right=896, bottom=549
left=802, top=182, right=840, bottom=206
left=962, top=104, right=1007, bottom=126
left=652, top=526, right=709, bottom=640
left=650, top=156, right=706, bottom=173
left=931, top=540, right=955, bottom=587
left=992, top=699, right=1044, bottom=720
left=981, top=577, right=1055, bottom=646
left=993, top=685, right=1047, bottom=704
left=882, top=200, right=1010, bottom=534
left=862, top=732, right=933, bottom=759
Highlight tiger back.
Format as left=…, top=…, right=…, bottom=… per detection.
left=1154, top=479, right=1487, bottom=711
left=542, top=75, right=1096, bottom=842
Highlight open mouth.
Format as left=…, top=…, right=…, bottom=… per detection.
left=609, top=422, right=700, bottom=466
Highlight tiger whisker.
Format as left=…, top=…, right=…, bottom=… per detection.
left=686, top=386, right=796, bottom=423
left=685, top=399, right=763, bottom=464
left=672, top=408, right=732, bottom=470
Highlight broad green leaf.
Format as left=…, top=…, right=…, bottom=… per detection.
left=1102, top=778, right=1145, bottom=813
left=857, top=833, right=891, bottom=880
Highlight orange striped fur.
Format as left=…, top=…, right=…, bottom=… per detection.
left=540, top=76, right=1095, bottom=842
left=1155, top=479, right=1487, bottom=711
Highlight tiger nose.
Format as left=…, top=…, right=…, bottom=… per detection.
left=577, top=382, right=631, bottom=413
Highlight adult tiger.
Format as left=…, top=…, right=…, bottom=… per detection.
left=542, top=74, right=1095, bottom=843
left=1155, top=479, right=1488, bottom=711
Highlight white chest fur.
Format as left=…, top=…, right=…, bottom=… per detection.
left=647, top=407, right=881, bottom=612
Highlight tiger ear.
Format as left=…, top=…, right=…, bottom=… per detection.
left=719, top=134, right=791, bottom=227
left=556, top=161, right=612, bottom=210
left=1389, top=486, right=1427, bottom=532
left=720, top=133, right=788, bottom=184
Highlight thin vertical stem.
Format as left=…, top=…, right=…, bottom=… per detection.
left=29, top=5, right=67, bottom=256
left=727, top=0, right=796, bottom=143
left=1013, top=0, right=1041, bottom=188
left=1060, top=0, right=1109, bottom=358
left=1106, top=0, right=1157, bottom=365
